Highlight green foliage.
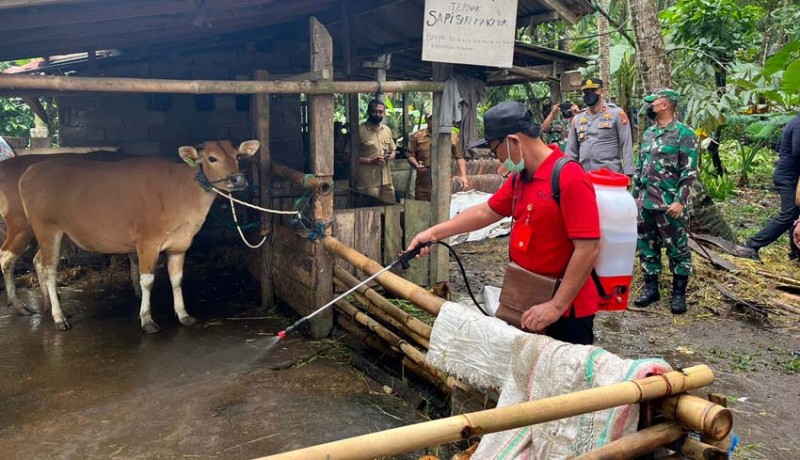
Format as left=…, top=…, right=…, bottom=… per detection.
left=0, top=62, right=35, bottom=137
left=699, top=166, right=737, bottom=200
left=661, top=0, right=763, bottom=66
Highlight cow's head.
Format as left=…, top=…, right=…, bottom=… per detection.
left=179, top=140, right=260, bottom=192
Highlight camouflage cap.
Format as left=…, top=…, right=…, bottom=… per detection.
left=580, top=77, right=603, bottom=90
left=643, top=88, right=680, bottom=103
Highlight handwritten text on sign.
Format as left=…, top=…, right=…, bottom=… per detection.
left=422, top=0, right=518, bottom=68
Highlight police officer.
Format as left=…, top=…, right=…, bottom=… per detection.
left=632, top=89, right=698, bottom=314
left=566, top=77, right=633, bottom=175
left=541, top=101, right=579, bottom=152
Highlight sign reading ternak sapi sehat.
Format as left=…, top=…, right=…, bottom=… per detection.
left=422, top=0, right=519, bottom=68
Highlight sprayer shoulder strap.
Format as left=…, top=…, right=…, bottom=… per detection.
left=550, top=156, right=609, bottom=300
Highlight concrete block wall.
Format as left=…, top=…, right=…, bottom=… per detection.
left=58, top=48, right=305, bottom=165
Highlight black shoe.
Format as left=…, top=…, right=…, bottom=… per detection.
left=738, top=245, right=761, bottom=262
left=634, top=275, right=660, bottom=307
left=670, top=275, right=689, bottom=315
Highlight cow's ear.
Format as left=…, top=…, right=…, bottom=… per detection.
left=178, top=146, right=199, bottom=167
left=237, top=140, right=260, bottom=158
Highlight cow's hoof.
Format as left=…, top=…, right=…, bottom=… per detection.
left=141, top=321, right=162, bottom=334
left=179, top=315, right=198, bottom=327
left=56, top=319, right=71, bottom=331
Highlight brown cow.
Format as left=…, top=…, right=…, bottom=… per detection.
left=0, top=153, right=135, bottom=316
left=19, top=140, right=259, bottom=332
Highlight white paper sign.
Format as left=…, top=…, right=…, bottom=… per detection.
left=422, top=0, right=518, bottom=68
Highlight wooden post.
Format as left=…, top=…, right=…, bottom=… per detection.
left=430, top=62, right=452, bottom=284
left=342, top=0, right=360, bottom=189
left=308, top=17, right=335, bottom=339
left=253, top=69, right=273, bottom=310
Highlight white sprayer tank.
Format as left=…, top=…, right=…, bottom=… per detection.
left=587, top=169, right=638, bottom=310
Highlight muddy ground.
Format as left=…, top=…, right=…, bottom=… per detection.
left=447, top=236, right=800, bottom=460
left=0, top=259, right=430, bottom=460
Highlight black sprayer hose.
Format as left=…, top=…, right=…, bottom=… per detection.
left=430, top=240, right=490, bottom=317
left=277, top=240, right=489, bottom=341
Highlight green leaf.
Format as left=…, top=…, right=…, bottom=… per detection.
left=764, top=41, right=800, bottom=76
left=781, top=59, right=800, bottom=92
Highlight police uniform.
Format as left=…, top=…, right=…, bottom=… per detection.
left=566, top=78, right=634, bottom=174
left=406, top=129, right=464, bottom=201
left=356, top=122, right=396, bottom=203
left=632, top=89, right=698, bottom=314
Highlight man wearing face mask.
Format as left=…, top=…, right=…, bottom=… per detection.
left=408, top=102, right=601, bottom=345
left=353, top=99, right=397, bottom=203
left=542, top=101, right=579, bottom=152
left=632, top=89, right=698, bottom=315
left=566, top=78, right=634, bottom=176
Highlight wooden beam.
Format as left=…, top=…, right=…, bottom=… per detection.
left=538, top=0, right=580, bottom=24
left=516, top=12, right=559, bottom=27
left=21, top=96, right=48, bottom=124
left=16, top=146, right=118, bottom=156
left=507, top=65, right=557, bottom=82
left=253, top=69, right=273, bottom=310
left=308, top=17, right=335, bottom=339
left=0, top=74, right=444, bottom=95
left=342, top=0, right=361, bottom=189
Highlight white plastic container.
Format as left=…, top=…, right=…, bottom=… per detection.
left=587, top=169, right=638, bottom=310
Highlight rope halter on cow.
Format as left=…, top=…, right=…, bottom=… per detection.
left=194, top=169, right=299, bottom=249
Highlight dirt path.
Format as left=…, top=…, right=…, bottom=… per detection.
left=447, top=237, right=800, bottom=460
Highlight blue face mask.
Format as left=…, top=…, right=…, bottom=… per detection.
left=503, top=138, right=525, bottom=173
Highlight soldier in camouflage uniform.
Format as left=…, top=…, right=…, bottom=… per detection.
left=541, top=101, right=578, bottom=151
left=632, top=89, right=698, bottom=314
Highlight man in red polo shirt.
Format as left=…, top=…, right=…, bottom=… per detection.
left=408, top=101, right=601, bottom=345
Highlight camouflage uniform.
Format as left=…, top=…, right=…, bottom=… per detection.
left=545, top=119, right=571, bottom=152
left=633, top=119, right=698, bottom=276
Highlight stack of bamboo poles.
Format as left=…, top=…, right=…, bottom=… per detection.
left=301, top=237, right=734, bottom=460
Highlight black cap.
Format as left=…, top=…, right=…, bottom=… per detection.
left=471, top=101, right=540, bottom=148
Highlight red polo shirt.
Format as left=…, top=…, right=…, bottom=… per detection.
left=488, top=147, right=601, bottom=317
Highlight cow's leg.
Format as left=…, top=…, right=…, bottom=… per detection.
left=137, top=246, right=161, bottom=333
left=39, top=232, right=69, bottom=331
left=33, top=250, right=50, bottom=312
left=129, top=253, right=141, bottom=298
left=167, top=252, right=196, bottom=327
left=0, top=222, right=36, bottom=315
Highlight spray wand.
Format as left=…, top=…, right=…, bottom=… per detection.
left=275, top=241, right=434, bottom=341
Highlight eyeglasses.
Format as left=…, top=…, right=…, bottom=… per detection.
left=488, top=138, right=505, bottom=158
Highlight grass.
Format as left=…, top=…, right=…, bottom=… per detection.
left=780, top=356, right=800, bottom=374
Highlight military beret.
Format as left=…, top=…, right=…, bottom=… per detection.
left=471, top=101, right=540, bottom=148
left=580, top=77, right=603, bottom=90
left=644, top=88, right=680, bottom=103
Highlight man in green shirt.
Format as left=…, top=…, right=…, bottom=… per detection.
left=632, top=89, right=698, bottom=314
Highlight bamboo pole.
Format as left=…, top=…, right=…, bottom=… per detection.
left=757, top=270, right=800, bottom=288
left=334, top=266, right=433, bottom=339
left=0, top=74, right=445, bottom=95
left=572, top=422, right=685, bottom=460
left=323, top=236, right=446, bottom=315
left=679, top=437, right=729, bottom=460
left=334, top=275, right=430, bottom=349
left=335, top=315, right=452, bottom=396
left=271, top=161, right=330, bottom=193
left=657, top=394, right=733, bottom=441
left=334, top=299, right=483, bottom=401
left=255, top=365, right=714, bottom=460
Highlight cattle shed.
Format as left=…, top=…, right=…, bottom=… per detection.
left=0, top=0, right=593, bottom=338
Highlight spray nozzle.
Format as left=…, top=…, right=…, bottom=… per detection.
left=397, top=241, right=434, bottom=270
